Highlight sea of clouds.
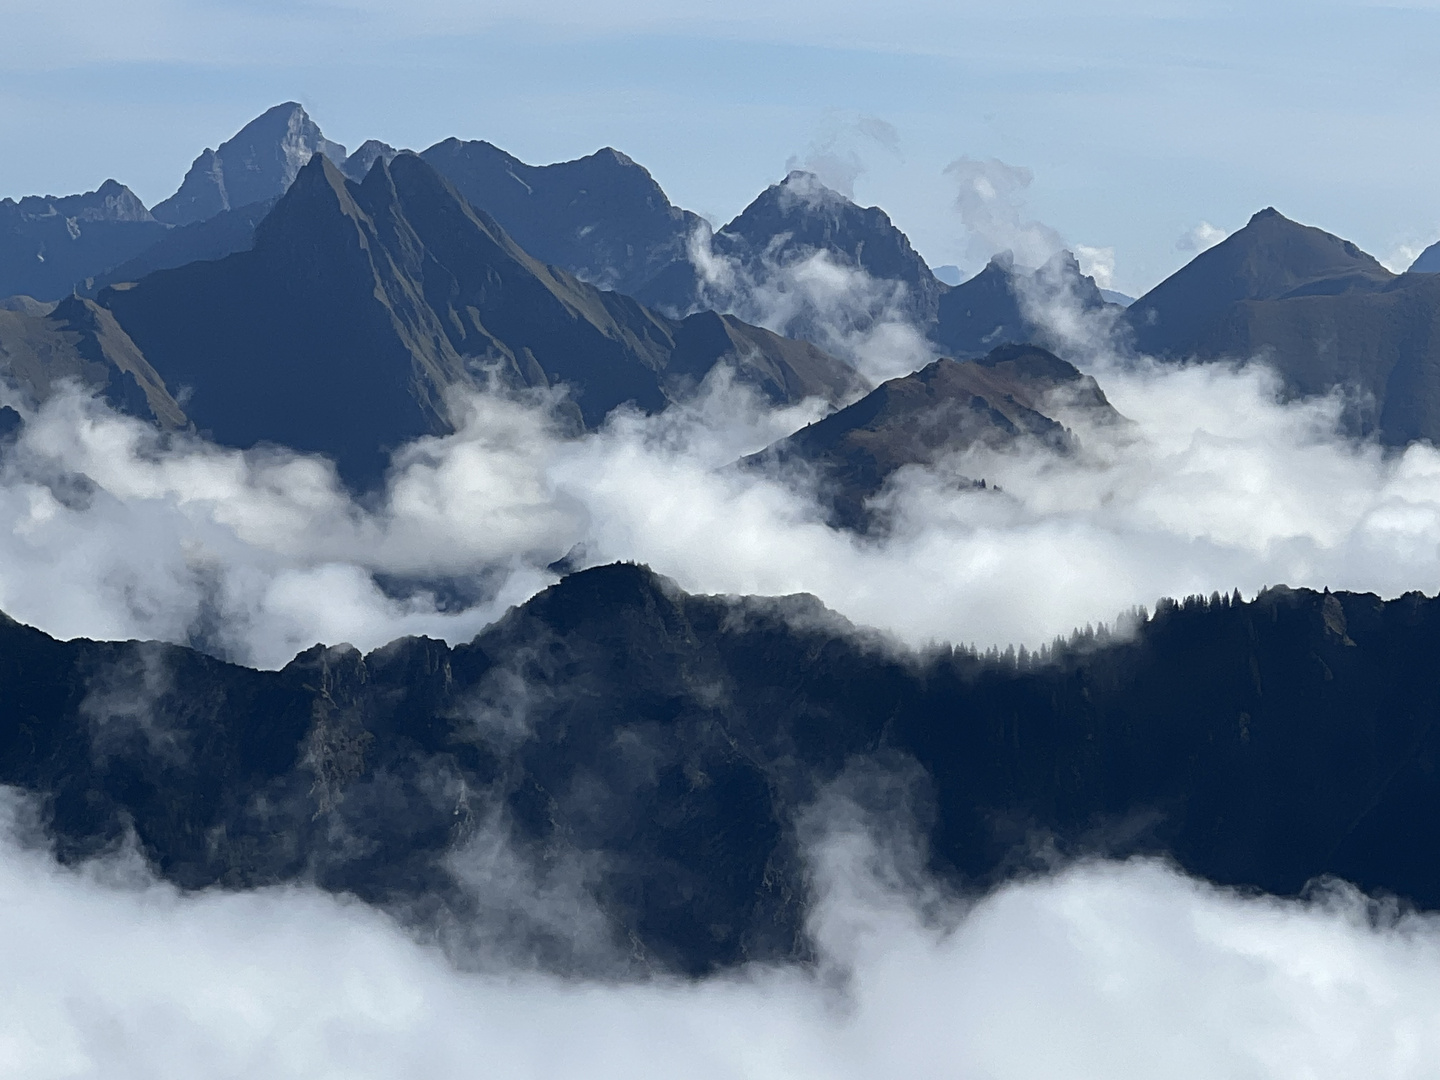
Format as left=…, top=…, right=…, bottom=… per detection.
left=2, top=300, right=1439, bottom=668
left=2, top=782, right=1438, bottom=1079
left=5, top=174, right=1440, bottom=1076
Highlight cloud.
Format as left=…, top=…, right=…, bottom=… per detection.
left=1381, top=241, right=1429, bottom=274
left=943, top=156, right=1066, bottom=269
left=683, top=226, right=936, bottom=384
left=2, top=782, right=1439, bottom=1078
left=1176, top=221, right=1228, bottom=253
left=785, top=114, right=902, bottom=201
left=1072, top=244, right=1116, bottom=290
left=7, top=302, right=1440, bottom=667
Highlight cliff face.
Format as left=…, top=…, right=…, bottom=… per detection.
left=4, top=565, right=1440, bottom=974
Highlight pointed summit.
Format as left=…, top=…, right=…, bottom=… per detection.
left=635, top=167, right=945, bottom=343
left=153, top=102, right=348, bottom=226
left=1126, top=207, right=1394, bottom=356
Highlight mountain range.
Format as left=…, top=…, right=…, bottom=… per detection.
left=96, top=152, right=855, bottom=483
left=10, top=101, right=1440, bottom=989
left=4, top=563, right=1439, bottom=974
left=9, top=100, right=1440, bottom=489
left=0, top=180, right=169, bottom=302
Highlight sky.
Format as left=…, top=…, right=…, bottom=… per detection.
left=3, top=0, right=1440, bottom=296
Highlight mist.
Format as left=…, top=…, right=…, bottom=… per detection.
left=4, top=315, right=1440, bottom=667
left=1, top=782, right=1437, bottom=1079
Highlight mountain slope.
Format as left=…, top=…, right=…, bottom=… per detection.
left=744, top=343, right=1120, bottom=528
left=101, top=153, right=857, bottom=483
left=637, top=170, right=945, bottom=330
left=1123, top=208, right=1440, bottom=444
left=1411, top=241, right=1440, bottom=274
left=152, top=102, right=349, bottom=226
left=932, top=250, right=1111, bottom=358
left=1125, top=207, right=1396, bottom=357
left=0, top=180, right=170, bottom=301
left=4, top=565, right=1440, bottom=973
left=421, top=138, right=704, bottom=296
left=87, top=198, right=276, bottom=291
left=0, top=296, right=187, bottom=427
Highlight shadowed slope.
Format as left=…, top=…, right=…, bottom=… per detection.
left=101, top=154, right=857, bottom=483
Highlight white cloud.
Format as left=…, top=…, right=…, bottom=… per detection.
left=1381, top=241, right=1428, bottom=273
left=1176, top=221, right=1228, bottom=253
left=7, top=291, right=1440, bottom=666
left=784, top=113, right=902, bottom=201
left=943, top=156, right=1065, bottom=270
left=1073, top=244, right=1116, bottom=289
left=2, top=785, right=1438, bottom=1079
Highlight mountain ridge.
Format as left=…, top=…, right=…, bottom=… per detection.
left=3, top=563, right=1440, bottom=973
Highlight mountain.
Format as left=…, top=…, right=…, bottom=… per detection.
left=420, top=139, right=704, bottom=296
left=1411, top=241, right=1440, bottom=274
left=86, top=198, right=276, bottom=291
left=637, top=170, right=946, bottom=331
left=0, top=295, right=56, bottom=316
left=633, top=172, right=1112, bottom=364
left=931, top=250, right=1111, bottom=359
left=100, top=153, right=857, bottom=484
left=341, top=139, right=399, bottom=182
left=744, top=343, right=1121, bottom=529
left=1125, top=207, right=1395, bottom=356
left=5, top=564, right=1440, bottom=975
left=1123, top=208, right=1440, bottom=444
left=0, top=180, right=170, bottom=301
left=0, top=296, right=187, bottom=427
left=152, top=103, right=349, bottom=226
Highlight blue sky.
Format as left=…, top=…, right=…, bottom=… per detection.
left=2, top=0, right=1438, bottom=295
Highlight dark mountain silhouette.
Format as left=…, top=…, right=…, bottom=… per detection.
left=420, top=138, right=704, bottom=297
left=0, top=296, right=187, bottom=427
left=744, top=343, right=1121, bottom=529
left=1411, top=241, right=1440, bottom=274
left=152, top=102, right=349, bottom=226
left=637, top=170, right=945, bottom=330
left=99, top=153, right=857, bottom=484
left=0, top=180, right=170, bottom=301
left=1123, top=208, right=1440, bottom=444
left=4, top=563, right=1440, bottom=974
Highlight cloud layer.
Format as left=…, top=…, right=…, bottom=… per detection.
left=3, top=784, right=1438, bottom=1079
left=5, top=311, right=1440, bottom=668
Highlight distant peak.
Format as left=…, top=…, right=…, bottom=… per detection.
left=1248, top=206, right=1288, bottom=224
left=594, top=146, right=637, bottom=167
left=771, top=170, right=850, bottom=211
